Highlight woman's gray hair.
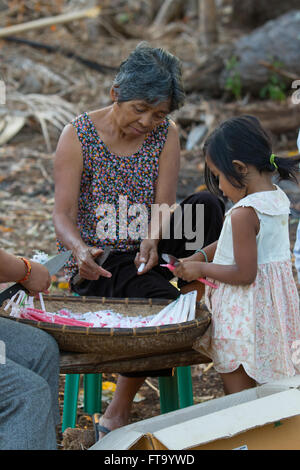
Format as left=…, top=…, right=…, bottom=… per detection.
left=112, top=42, right=185, bottom=112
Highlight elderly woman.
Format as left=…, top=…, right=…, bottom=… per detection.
left=53, top=43, right=224, bottom=437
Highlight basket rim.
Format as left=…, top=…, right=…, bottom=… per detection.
left=0, top=294, right=211, bottom=337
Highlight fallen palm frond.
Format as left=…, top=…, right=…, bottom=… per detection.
left=0, top=90, right=78, bottom=151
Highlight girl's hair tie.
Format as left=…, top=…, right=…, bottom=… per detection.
left=270, top=153, right=278, bottom=169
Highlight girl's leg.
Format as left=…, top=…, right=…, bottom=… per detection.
left=220, top=365, right=256, bottom=395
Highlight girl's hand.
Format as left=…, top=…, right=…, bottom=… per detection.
left=173, top=261, right=206, bottom=283
left=178, top=253, right=200, bottom=263
left=74, top=246, right=112, bottom=280
left=135, top=239, right=159, bottom=274
left=21, top=261, right=51, bottom=296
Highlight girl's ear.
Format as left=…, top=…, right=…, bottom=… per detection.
left=232, top=160, right=248, bottom=175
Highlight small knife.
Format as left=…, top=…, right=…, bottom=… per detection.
left=0, top=250, right=72, bottom=306
left=161, top=253, right=218, bottom=289
left=72, top=246, right=111, bottom=286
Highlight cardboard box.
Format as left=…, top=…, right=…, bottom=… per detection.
left=90, top=375, right=300, bottom=451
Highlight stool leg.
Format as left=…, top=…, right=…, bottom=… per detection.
left=62, top=374, right=80, bottom=432
left=158, top=371, right=179, bottom=414
left=177, top=366, right=193, bottom=408
left=83, top=373, right=102, bottom=415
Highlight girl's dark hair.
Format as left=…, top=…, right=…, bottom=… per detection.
left=204, top=115, right=300, bottom=196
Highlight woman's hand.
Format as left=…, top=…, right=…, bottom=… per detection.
left=173, top=261, right=206, bottom=283
left=74, top=246, right=112, bottom=280
left=21, top=261, right=51, bottom=296
left=135, top=239, right=159, bottom=275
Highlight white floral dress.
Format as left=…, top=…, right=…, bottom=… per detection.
left=193, top=186, right=300, bottom=384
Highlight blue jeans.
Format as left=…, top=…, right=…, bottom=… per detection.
left=294, top=220, right=300, bottom=283
left=0, top=317, right=60, bottom=449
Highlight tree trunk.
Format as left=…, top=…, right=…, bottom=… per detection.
left=184, top=0, right=198, bottom=19
left=199, top=0, right=218, bottom=46
left=152, top=0, right=185, bottom=27
left=232, top=0, right=300, bottom=28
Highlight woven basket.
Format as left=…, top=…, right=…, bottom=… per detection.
left=0, top=295, right=211, bottom=361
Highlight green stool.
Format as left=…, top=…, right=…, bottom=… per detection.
left=62, top=367, right=193, bottom=432
left=62, top=373, right=102, bottom=432
left=158, top=366, right=194, bottom=414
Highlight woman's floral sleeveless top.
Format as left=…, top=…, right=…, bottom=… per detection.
left=57, top=112, right=170, bottom=279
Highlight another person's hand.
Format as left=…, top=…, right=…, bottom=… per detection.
left=21, top=261, right=51, bottom=296
left=135, top=239, right=159, bottom=275
left=173, top=261, right=205, bottom=283
left=74, top=246, right=112, bottom=280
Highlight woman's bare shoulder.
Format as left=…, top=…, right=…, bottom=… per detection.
left=167, top=117, right=178, bottom=130
left=88, top=107, right=112, bottom=130
left=166, top=117, right=179, bottom=137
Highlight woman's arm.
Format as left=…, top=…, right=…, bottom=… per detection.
left=136, top=121, right=180, bottom=273
left=53, top=124, right=111, bottom=280
left=0, top=248, right=51, bottom=294
left=174, top=207, right=258, bottom=285
left=150, top=120, right=180, bottom=237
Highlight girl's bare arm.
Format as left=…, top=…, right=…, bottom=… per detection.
left=174, top=207, right=258, bottom=285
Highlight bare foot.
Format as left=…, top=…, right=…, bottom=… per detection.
left=95, top=414, right=129, bottom=440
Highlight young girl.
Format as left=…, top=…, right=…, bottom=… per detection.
left=174, top=115, right=300, bottom=395
left=293, top=129, right=300, bottom=282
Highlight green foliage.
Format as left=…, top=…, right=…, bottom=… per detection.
left=224, top=56, right=242, bottom=100
left=259, top=60, right=287, bottom=101
left=116, top=13, right=130, bottom=24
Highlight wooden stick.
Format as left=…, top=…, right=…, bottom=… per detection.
left=258, top=60, right=298, bottom=81
left=0, top=6, right=101, bottom=38
left=152, top=0, right=183, bottom=27
left=145, top=379, right=160, bottom=396
left=203, top=362, right=214, bottom=373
